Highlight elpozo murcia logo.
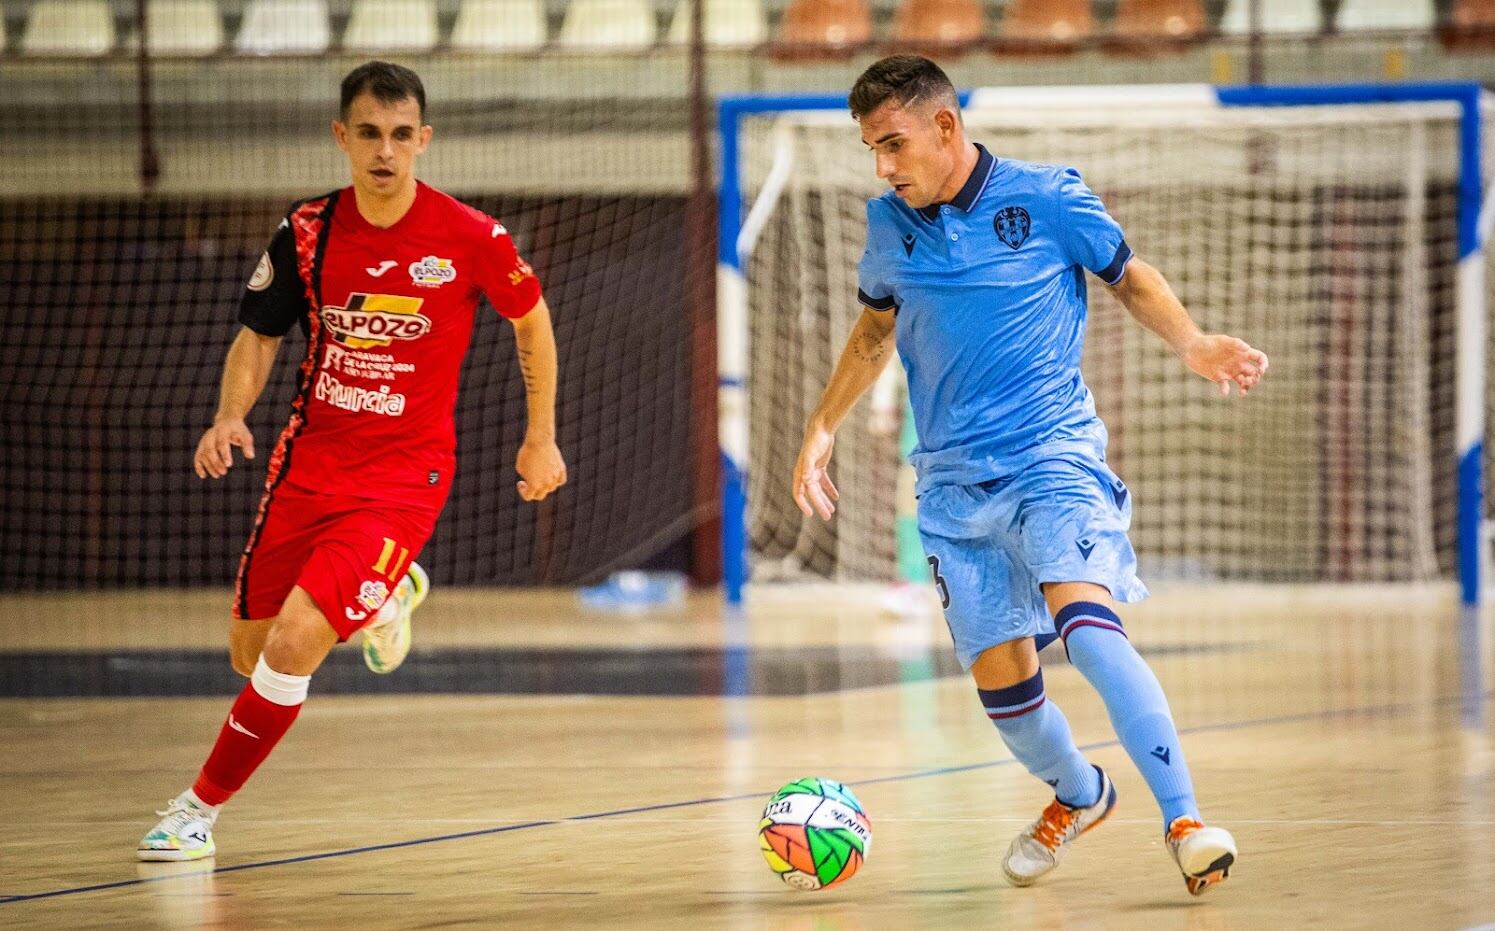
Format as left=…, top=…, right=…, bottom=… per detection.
left=321, top=293, right=431, bottom=349
left=408, top=255, right=457, bottom=288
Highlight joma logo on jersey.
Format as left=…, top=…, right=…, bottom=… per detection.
left=321, top=293, right=430, bottom=349
left=408, top=255, right=457, bottom=287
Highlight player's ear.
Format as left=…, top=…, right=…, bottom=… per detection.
left=417, top=124, right=433, bottom=154
left=331, top=119, right=348, bottom=153
left=934, top=107, right=958, bottom=142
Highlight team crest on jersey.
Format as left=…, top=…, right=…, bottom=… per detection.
left=994, top=206, right=1031, bottom=250
left=408, top=255, right=457, bottom=288
left=322, top=293, right=431, bottom=349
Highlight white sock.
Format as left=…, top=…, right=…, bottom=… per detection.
left=251, top=655, right=311, bottom=706
left=182, top=787, right=220, bottom=814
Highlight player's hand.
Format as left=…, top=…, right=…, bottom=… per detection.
left=516, top=437, right=566, bottom=501
left=1180, top=334, right=1269, bottom=397
left=194, top=418, right=255, bottom=479
left=793, top=424, right=840, bottom=521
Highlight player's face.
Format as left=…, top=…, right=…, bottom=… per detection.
left=859, top=99, right=960, bottom=208
left=332, top=93, right=432, bottom=197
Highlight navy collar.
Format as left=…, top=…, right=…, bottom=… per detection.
left=917, top=143, right=995, bottom=222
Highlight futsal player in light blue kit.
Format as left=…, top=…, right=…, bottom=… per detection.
left=792, top=56, right=1268, bottom=895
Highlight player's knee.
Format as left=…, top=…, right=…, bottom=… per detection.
left=261, top=600, right=338, bottom=676
left=970, top=637, right=1041, bottom=690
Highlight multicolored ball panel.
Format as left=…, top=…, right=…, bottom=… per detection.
left=759, top=777, right=872, bottom=890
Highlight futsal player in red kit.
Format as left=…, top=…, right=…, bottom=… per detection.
left=138, top=62, right=567, bottom=860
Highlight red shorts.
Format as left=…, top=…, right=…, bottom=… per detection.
left=233, top=483, right=441, bottom=641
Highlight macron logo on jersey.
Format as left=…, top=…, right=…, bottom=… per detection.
left=492, top=223, right=507, bottom=238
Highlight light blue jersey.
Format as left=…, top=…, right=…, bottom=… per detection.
left=857, top=144, right=1133, bottom=493
left=857, top=144, right=1145, bottom=665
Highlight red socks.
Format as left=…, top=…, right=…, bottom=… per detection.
left=192, top=657, right=310, bottom=807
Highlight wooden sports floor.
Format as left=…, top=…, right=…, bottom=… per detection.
left=0, top=584, right=1491, bottom=930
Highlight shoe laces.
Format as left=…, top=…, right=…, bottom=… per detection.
left=155, top=798, right=213, bottom=831
left=1029, top=799, right=1081, bottom=852
left=1167, top=817, right=1203, bottom=846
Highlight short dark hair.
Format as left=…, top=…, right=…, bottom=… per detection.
left=340, top=61, right=426, bottom=121
left=848, top=55, right=958, bottom=121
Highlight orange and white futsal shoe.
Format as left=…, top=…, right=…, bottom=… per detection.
left=1167, top=816, right=1237, bottom=895
left=1001, top=767, right=1117, bottom=886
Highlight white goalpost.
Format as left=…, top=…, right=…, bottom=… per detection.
left=717, top=83, right=1492, bottom=608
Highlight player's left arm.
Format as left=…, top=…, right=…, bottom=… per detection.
left=509, top=297, right=567, bottom=501
left=1107, top=258, right=1269, bottom=398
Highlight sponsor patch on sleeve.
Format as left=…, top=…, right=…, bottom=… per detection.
left=248, top=251, right=274, bottom=291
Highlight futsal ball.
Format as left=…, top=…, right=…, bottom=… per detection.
left=758, top=777, right=871, bottom=890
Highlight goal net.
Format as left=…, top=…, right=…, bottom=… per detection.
left=728, top=87, right=1490, bottom=589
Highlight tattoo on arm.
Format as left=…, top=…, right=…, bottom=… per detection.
left=516, top=344, right=540, bottom=395
left=851, top=325, right=890, bottom=365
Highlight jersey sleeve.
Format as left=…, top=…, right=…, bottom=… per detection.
left=473, top=218, right=542, bottom=319
left=237, top=216, right=308, bottom=337
left=1057, top=168, right=1133, bottom=286
left=857, top=201, right=898, bottom=311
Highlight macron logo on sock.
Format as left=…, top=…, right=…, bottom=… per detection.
left=227, top=714, right=260, bottom=740
left=1150, top=746, right=1171, bottom=765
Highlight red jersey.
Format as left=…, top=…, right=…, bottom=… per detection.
left=238, top=181, right=541, bottom=507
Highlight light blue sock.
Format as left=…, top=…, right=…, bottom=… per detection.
left=1057, top=601, right=1199, bottom=828
left=979, top=670, right=1101, bottom=809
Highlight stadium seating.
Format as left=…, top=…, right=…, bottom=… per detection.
left=1336, top=0, right=1435, bottom=31
left=1111, top=0, right=1205, bottom=40
left=890, top=0, right=985, bottom=51
left=773, top=0, right=873, bottom=53
left=666, top=0, right=769, bottom=48
left=1443, top=0, right=1495, bottom=47
left=451, top=0, right=548, bottom=50
left=996, top=0, right=1093, bottom=46
left=557, top=0, right=657, bottom=50
left=1218, top=0, right=1321, bottom=34
left=21, top=0, right=116, bottom=56
left=343, top=0, right=440, bottom=52
left=142, top=0, right=223, bottom=56
left=235, top=0, right=331, bottom=53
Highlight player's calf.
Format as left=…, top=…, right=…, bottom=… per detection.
left=976, top=665, right=1114, bottom=886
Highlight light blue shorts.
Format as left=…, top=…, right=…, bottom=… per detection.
left=916, top=455, right=1148, bottom=669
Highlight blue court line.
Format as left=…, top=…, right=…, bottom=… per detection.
left=1, top=689, right=1487, bottom=906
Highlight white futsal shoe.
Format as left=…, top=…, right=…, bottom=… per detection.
left=1002, top=767, right=1117, bottom=887
left=1167, top=816, right=1237, bottom=895
left=137, top=792, right=218, bottom=861
left=362, top=561, right=429, bottom=674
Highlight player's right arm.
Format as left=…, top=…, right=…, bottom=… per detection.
left=793, top=305, right=896, bottom=521
left=194, top=328, right=282, bottom=479
left=795, top=202, right=901, bottom=520
left=196, top=214, right=305, bottom=479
